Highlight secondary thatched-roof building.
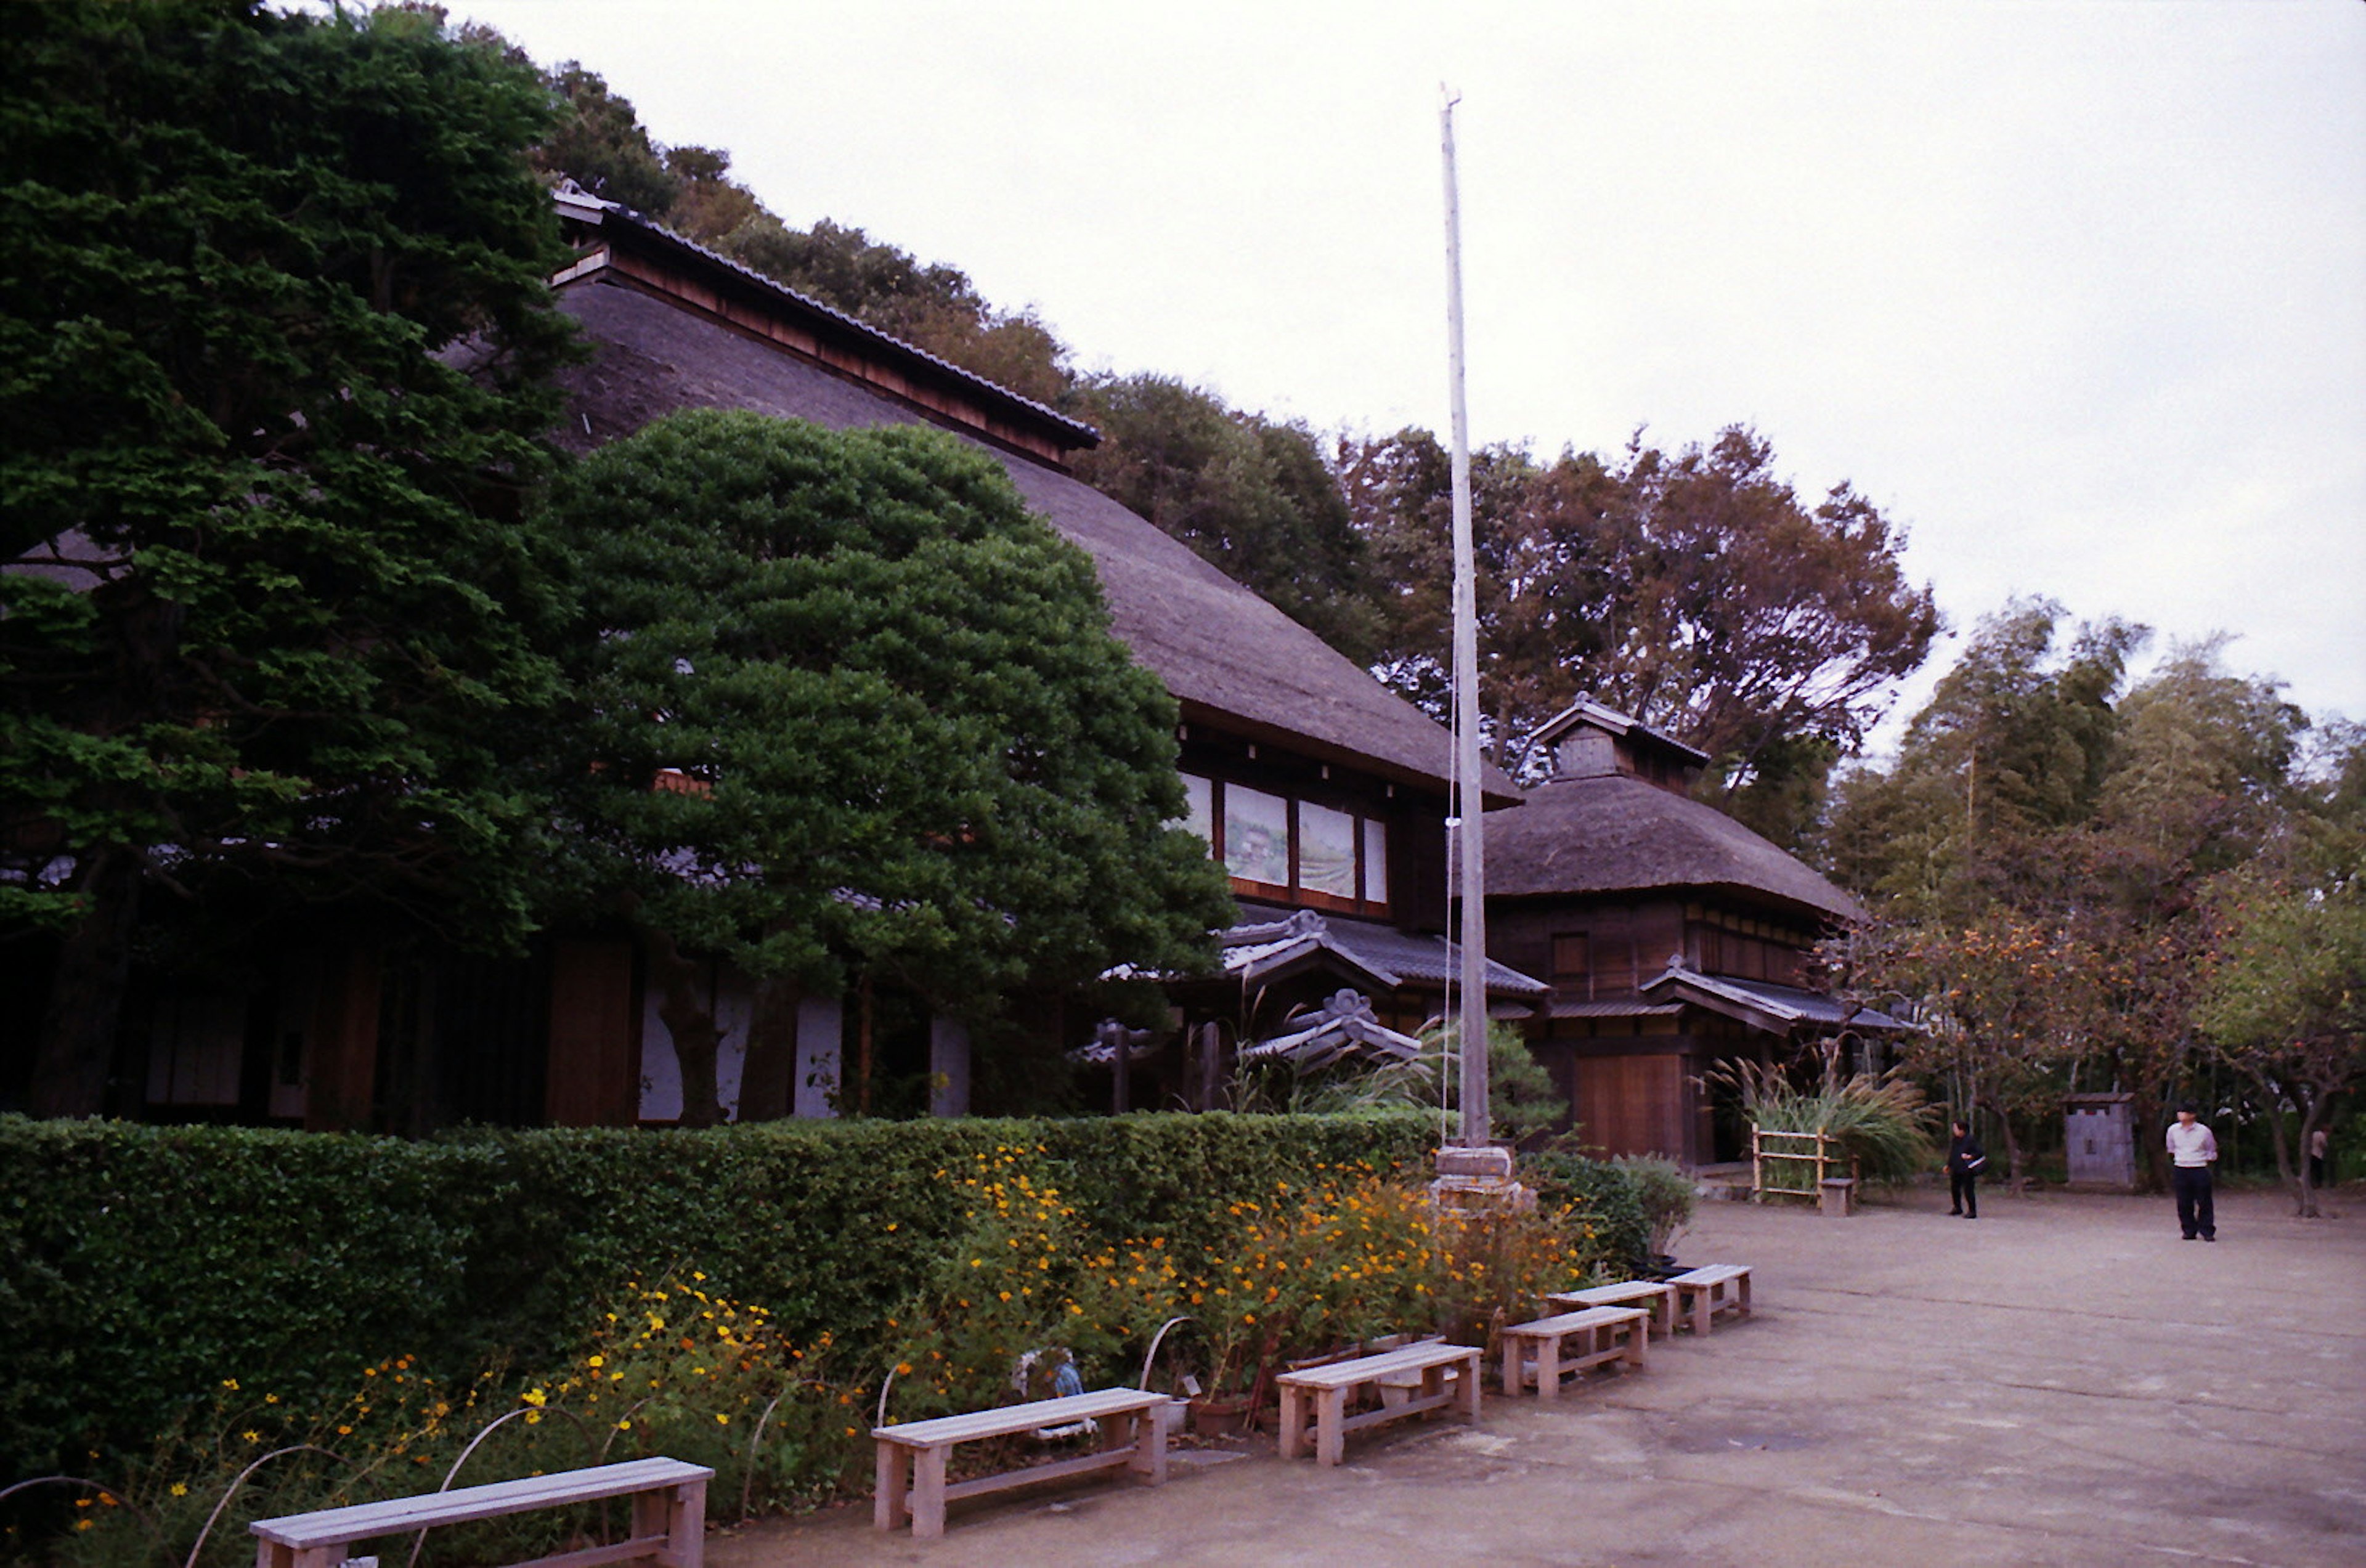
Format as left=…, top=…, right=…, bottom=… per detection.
left=1489, top=700, right=1905, bottom=1165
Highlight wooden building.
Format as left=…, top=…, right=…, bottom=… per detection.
left=8, top=188, right=1543, bottom=1131
left=1487, top=700, right=1906, bottom=1166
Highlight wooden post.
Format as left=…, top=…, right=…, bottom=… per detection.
left=1108, top=1019, right=1129, bottom=1115
left=1197, top=1021, right=1222, bottom=1111
left=855, top=975, right=873, bottom=1118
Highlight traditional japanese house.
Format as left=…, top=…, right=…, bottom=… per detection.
left=1487, top=699, right=1907, bottom=1165
left=34, top=189, right=1545, bottom=1132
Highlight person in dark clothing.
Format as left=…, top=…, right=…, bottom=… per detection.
left=1945, top=1119, right=1986, bottom=1218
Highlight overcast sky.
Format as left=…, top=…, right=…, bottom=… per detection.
left=451, top=0, right=2365, bottom=752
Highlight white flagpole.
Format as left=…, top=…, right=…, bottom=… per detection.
left=1441, top=89, right=1489, bottom=1149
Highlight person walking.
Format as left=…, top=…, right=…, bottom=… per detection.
left=2308, top=1124, right=2330, bottom=1192
left=1945, top=1119, right=1986, bottom=1219
left=2167, top=1101, right=2218, bottom=1241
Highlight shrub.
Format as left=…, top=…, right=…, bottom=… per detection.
left=1712, top=1056, right=1939, bottom=1187
left=1611, top=1155, right=1697, bottom=1261
left=1516, top=1150, right=1654, bottom=1277
left=0, top=1111, right=1431, bottom=1487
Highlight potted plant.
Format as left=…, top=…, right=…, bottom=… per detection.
left=1614, top=1155, right=1697, bottom=1275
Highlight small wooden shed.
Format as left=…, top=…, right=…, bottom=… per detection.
left=2063, top=1093, right=2139, bottom=1190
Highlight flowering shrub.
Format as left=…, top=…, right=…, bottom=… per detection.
left=876, top=1147, right=1147, bottom=1423
left=2, top=1116, right=1672, bottom=1564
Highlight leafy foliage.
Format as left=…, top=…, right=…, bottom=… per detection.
left=1710, top=1050, right=1939, bottom=1187
left=537, top=410, right=1233, bottom=1121
left=1341, top=424, right=1939, bottom=844
left=0, top=1111, right=1438, bottom=1486
left=1824, top=605, right=2348, bottom=1188
left=1, top=0, right=577, bottom=1112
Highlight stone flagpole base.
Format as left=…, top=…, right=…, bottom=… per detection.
left=1428, top=1144, right=1535, bottom=1214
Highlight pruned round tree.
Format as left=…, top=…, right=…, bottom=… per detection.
left=541, top=410, right=1231, bottom=1123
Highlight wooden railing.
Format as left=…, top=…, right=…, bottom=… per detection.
left=1751, top=1127, right=1856, bottom=1201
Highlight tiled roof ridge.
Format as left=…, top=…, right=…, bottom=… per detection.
left=553, top=182, right=1099, bottom=449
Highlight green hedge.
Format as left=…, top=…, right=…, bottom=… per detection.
left=1519, top=1149, right=1654, bottom=1267
left=0, top=1111, right=1437, bottom=1478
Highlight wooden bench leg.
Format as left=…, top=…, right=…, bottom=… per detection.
left=873, top=1440, right=908, bottom=1531
left=1316, top=1386, right=1347, bottom=1466
left=1129, top=1403, right=1168, bottom=1484
left=1501, top=1335, right=1521, bottom=1398
left=1536, top=1333, right=1564, bottom=1400
left=666, top=1478, right=706, bottom=1568
left=911, top=1445, right=948, bottom=1540
left=1280, top=1383, right=1307, bottom=1460
left=1418, top=1361, right=1443, bottom=1421
left=1624, top=1319, right=1648, bottom=1372
left=1461, top=1353, right=1483, bottom=1423
left=1689, top=1286, right=1712, bottom=1336
left=1737, top=1274, right=1752, bottom=1319
left=256, top=1545, right=338, bottom=1568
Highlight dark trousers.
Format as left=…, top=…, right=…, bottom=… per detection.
left=1949, top=1172, right=1978, bottom=1217
left=2173, top=1165, right=2214, bottom=1238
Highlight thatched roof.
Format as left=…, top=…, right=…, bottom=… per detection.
left=1485, top=772, right=1865, bottom=924
left=545, top=199, right=1516, bottom=805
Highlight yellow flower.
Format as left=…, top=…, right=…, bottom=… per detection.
left=587, top=1354, right=604, bottom=1368
left=221, top=1378, right=240, bottom=1392
left=169, top=1484, right=188, bottom=1498
left=714, top=1412, right=730, bottom=1424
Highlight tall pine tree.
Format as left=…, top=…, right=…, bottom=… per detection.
left=1, top=1, right=577, bottom=1113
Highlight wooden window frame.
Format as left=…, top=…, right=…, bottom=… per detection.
left=1185, top=773, right=1392, bottom=918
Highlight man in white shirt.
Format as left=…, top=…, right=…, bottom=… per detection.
left=2166, top=1100, right=2218, bottom=1242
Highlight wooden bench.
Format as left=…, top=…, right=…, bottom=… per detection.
left=871, top=1387, right=1173, bottom=1540
left=250, top=1456, right=710, bottom=1568
left=1669, top=1264, right=1753, bottom=1334
left=1543, top=1279, right=1679, bottom=1339
left=1275, top=1341, right=1482, bottom=1467
left=1500, top=1306, right=1649, bottom=1397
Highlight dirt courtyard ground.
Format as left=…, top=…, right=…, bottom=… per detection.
left=712, top=1181, right=2366, bottom=1568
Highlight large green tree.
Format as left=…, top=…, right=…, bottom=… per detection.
left=541, top=410, right=1232, bottom=1125
left=1343, top=424, right=1940, bottom=845
left=1, top=0, right=576, bottom=1115
left=1829, top=606, right=2329, bottom=1185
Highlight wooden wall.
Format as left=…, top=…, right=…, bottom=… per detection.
left=545, top=938, right=640, bottom=1127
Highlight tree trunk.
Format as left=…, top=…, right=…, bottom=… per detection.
left=2131, top=1087, right=2172, bottom=1194
left=2290, top=1086, right=2325, bottom=1220
left=27, top=848, right=144, bottom=1118
left=645, top=930, right=725, bottom=1128
left=739, top=970, right=803, bottom=1122
left=1975, top=1094, right=2024, bottom=1193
